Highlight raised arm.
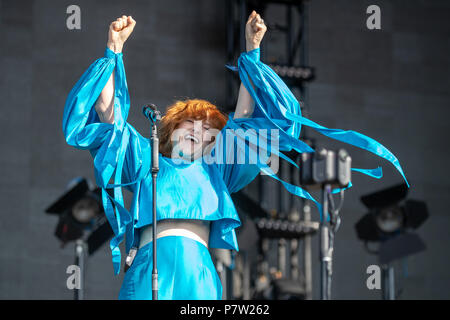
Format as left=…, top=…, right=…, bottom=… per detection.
left=233, top=11, right=267, bottom=119
left=95, top=15, right=136, bottom=124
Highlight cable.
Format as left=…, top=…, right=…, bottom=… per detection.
left=327, top=189, right=343, bottom=233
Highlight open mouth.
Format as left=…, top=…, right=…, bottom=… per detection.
left=184, top=134, right=199, bottom=144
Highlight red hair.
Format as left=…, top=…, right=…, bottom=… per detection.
left=159, top=99, right=228, bottom=158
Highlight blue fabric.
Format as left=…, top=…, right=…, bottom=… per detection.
left=226, top=48, right=409, bottom=221
left=118, top=236, right=222, bottom=300
left=62, top=46, right=409, bottom=279
left=63, top=48, right=149, bottom=275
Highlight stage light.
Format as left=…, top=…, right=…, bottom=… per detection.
left=356, top=183, right=429, bottom=242
left=355, top=183, right=429, bottom=300
left=46, top=177, right=109, bottom=246
left=46, top=177, right=113, bottom=300
left=71, top=195, right=101, bottom=224
left=375, top=205, right=404, bottom=233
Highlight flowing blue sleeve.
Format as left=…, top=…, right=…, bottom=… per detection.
left=210, top=49, right=315, bottom=194
left=62, top=47, right=150, bottom=274
left=209, top=116, right=262, bottom=194
left=223, top=48, right=409, bottom=220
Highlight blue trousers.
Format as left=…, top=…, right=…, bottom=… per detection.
left=118, top=235, right=222, bottom=300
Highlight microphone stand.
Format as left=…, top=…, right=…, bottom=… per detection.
left=319, top=184, right=332, bottom=300
left=319, top=184, right=342, bottom=300
left=143, top=105, right=161, bottom=300
left=74, top=239, right=87, bottom=300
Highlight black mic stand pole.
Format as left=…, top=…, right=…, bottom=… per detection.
left=320, top=184, right=332, bottom=300
left=151, top=120, right=159, bottom=300
left=74, top=239, right=87, bottom=300
left=143, top=105, right=161, bottom=300
left=319, top=183, right=343, bottom=300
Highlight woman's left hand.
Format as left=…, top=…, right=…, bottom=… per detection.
left=245, top=11, right=267, bottom=52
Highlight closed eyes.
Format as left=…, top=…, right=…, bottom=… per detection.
left=186, top=119, right=211, bottom=130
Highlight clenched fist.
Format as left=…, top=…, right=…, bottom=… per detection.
left=107, top=15, right=137, bottom=53
left=246, top=11, right=267, bottom=52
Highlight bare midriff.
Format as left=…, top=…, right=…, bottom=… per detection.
left=139, top=219, right=211, bottom=248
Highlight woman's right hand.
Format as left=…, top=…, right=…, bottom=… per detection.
left=107, top=15, right=136, bottom=53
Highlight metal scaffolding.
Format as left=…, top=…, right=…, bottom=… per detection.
left=224, top=0, right=318, bottom=300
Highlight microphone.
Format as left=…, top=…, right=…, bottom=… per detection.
left=142, top=104, right=162, bottom=123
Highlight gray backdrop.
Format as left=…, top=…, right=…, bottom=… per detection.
left=0, top=0, right=449, bottom=299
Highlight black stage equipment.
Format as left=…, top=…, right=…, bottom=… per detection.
left=232, top=191, right=319, bottom=300
left=299, top=147, right=352, bottom=190
left=268, top=64, right=315, bottom=86
left=225, top=0, right=315, bottom=112
left=46, top=177, right=113, bottom=299
left=226, top=0, right=317, bottom=300
left=299, top=147, right=352, bottom=300
left=355, top=183, right=429, bottom=299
